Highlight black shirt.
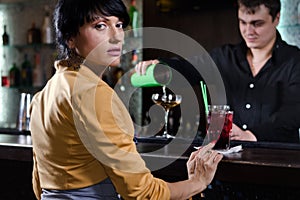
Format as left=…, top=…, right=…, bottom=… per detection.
left=210, top=31, right=300, bottom=143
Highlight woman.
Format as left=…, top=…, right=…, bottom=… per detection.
left=29, top=0, right=223, bottom=199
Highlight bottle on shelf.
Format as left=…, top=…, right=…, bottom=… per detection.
left=27, top=22, right=41, bottom=44
left=33, top=53, right=44, bottom=87
left=1, top=69, right=9, bottom=87
left=21, top=54, right=33, bottom=87
left=41, top=6, right=53, bottom=44
left=9, top=63, right=21, bottom=87
left=129, top=0, right=139, bottom=37
left=131, top=49, right=139, bottom=66
left=2, top=25, right=9, bottom=46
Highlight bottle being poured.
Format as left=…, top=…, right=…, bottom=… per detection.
left=130, top=62, right=172, bottom=87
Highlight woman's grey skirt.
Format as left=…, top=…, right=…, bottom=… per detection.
left=41, top=178, right=120, bottom=200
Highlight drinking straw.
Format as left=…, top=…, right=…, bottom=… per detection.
left=200, top=81, right=209, bottom=115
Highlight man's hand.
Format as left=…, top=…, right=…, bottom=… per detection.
left=134, top=59, right=159, bottom=75
left=230, top=124, right=257, bottom=141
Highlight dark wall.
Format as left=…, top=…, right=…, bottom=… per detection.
left=143, top=0, right=242, bottom=59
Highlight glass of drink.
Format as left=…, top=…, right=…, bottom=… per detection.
left=206, top=105, right=233, bottom=150
left=152, top=91, right=182, bottom=138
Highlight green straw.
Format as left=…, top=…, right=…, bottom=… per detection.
left=200, top=81, right=209, bottom=115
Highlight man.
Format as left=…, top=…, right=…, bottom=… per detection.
left=136, top=0, right=300, bottom=143
left=210, top=0, right=300, bottom=143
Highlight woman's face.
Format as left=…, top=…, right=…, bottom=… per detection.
left=69, top=16, right=124, bottom=67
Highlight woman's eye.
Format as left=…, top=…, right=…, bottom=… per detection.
left=95, top=23, right=106, bottom=30
left=116, top=22, right=124, bottom=29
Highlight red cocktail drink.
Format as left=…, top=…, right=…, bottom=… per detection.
left=214, top=111, right=233, bottom=149
left=206, top=105, right=233, bottom=150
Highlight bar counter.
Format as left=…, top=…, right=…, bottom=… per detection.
left=136, top=137, right=300, bottom=199
left=0, top=133, right=300, bottom=199
left=136, top=138, right=300, bottom=186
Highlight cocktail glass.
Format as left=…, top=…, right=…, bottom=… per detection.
left=152, top=93, right=182, bottom=138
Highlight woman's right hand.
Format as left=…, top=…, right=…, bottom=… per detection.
left=187, top=142, right=223, bottom=191
left=134, top=59, right=159, bottom=75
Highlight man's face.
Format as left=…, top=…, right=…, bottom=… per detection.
left=238, top=4, right=279, bottom=50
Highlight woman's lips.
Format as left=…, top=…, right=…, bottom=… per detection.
left=107, top=48, right=121, bottom=56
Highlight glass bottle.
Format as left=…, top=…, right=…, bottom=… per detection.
left=2, top=25, right=9, bottom=46
left=33, top=53, right=44, bottom=87
left=21, top=54, right=33, bottom=87
left=131, top=49, right=138, bottom=66
left=1, top=69, right=9, bottom=87
left=42, top=6, right=53, bottom=44
left=130, top=63, right=172, bottom=87
left=9, top=63, right=20, bottom=87
left=27, top=22, right=41, bottom=44
left=129, top=0, right=139, bottom=37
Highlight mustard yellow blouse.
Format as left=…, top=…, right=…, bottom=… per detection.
left=30, top=61, right=170, bottom=200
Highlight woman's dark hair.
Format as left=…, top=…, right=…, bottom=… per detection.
left=237, top=0, right=281, bottom=21
left=54, top=0, right=130, bottom=58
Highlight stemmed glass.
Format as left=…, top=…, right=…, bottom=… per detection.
left=152, top=92, right=182, bottom=138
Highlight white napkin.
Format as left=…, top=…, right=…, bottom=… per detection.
left=215, top=145, right=243, bottom=155
left=194, top=145, right=243, bottom=155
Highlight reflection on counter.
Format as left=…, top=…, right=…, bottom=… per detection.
left=0, top=133, right=32, bottom=147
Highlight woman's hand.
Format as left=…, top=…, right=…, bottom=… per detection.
left=167, top=143, right=223, bottom=200
left=187, top=142, right=223, bottom=191
left=134, top=59, right=159, bottom=75
left=230, top=124, right=257, bottom=141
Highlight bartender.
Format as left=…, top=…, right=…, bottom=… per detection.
left=136, top=0, right=300, bottom=143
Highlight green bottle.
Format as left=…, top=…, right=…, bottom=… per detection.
left=130, top=63, right=172, bottom=87
left=2, top=25, right=9, bottom=46
left=9, top=63, right=20, bottom=87
left=21, top=54, right=33, bottom=87
left=129, top=0, right=139, bottom=37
